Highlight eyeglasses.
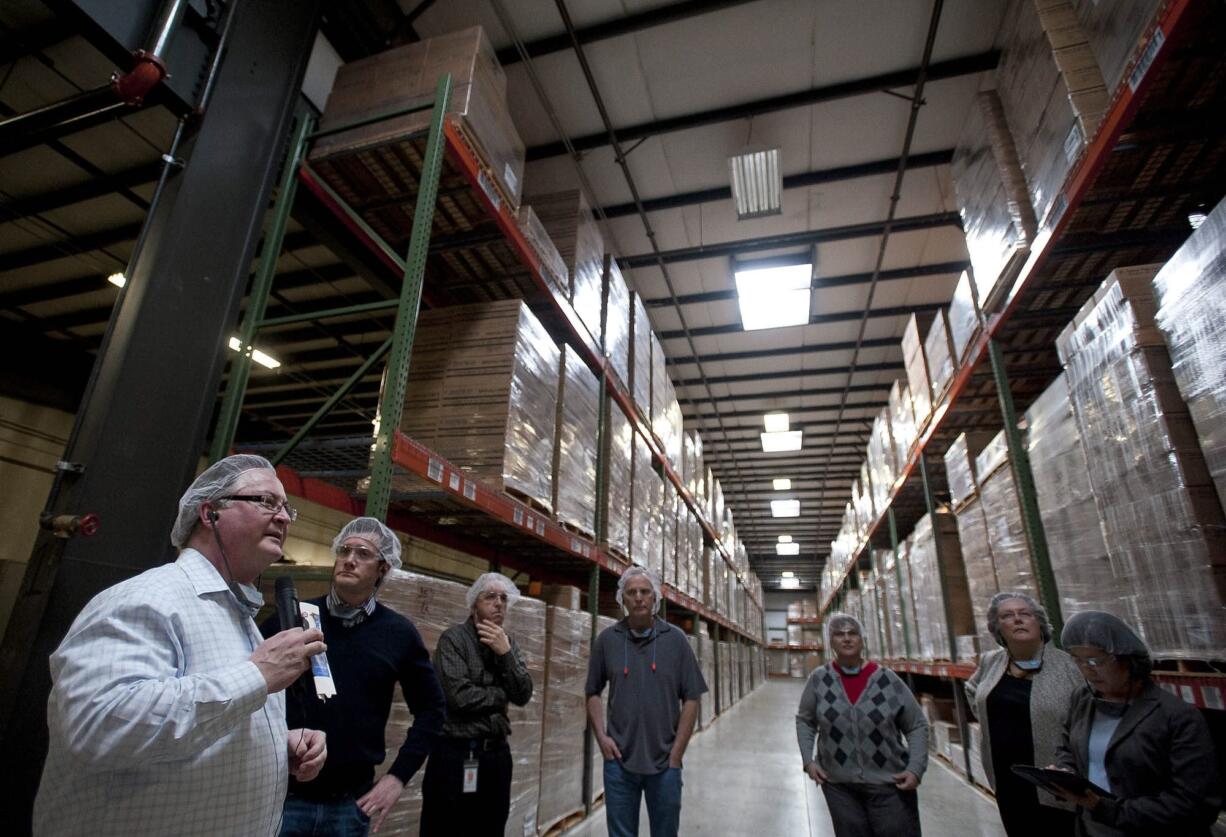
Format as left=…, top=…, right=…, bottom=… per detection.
left=222, top=494, right=298, bottom=521
left=1073, top=654, right=1114, bottom=670
left=336, top=544, right=381, bottom=563
left=478, top=591, right=509, bottom=603
left=624, top=588, right=655, bottom=599
left=831, top=630, right=861, bottom=639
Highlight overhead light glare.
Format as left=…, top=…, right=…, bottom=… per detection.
left=763, top=412, right=790, bottom=432
left=771, top=499, right=800, bottom=518
left=228, top=336, right=281, bottom=369
left=761, top=430, right=803, bottom=452
left=735, top=263, right=811, bottom=331
left=780, top=577, right=801, bottom=589
left=1188, top=212, right=1208, bottom=229
left=778, top=535, right=793, bottom=543
left=107, top=272, right=127, bottom=288
left=781, top=570, right=795, bottom=577
left=776, top=543, right=799, bottom=555
left=729, top=147, right=782, bottom=220
left=773, top=478, right=792, bottom=491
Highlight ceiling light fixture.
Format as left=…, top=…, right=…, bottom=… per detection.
left=773, top=478, right=792, bottom=491
left=763, top=412, right=790, bottom=433
left=107, top=272, right=127, bottom=288
left=729, top=147, right=782, bottom=220
left=1188, top=212, right=1208, bottom=229
left=776, top=543, right=799, bottom=555
left=228, top=336, right=281, bottom=369
left=778, top=535, right=793, bottom=543
left=761, top=430, right=803, bottom=452
left=779, top=577, right=801, bottom=589
left=734, top=263, right=812, bottom=331
left=781, top=570, right=795, bottom=577
left=771, top=499, right=800, bottom=518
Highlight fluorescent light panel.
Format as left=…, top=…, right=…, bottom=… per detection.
left=776, top=543, right=799, bottom=555
left=779, top=577, right=801, bottom=589
left=228, top=336, right=281, bottom=369
left=771, top=499, right=800, bottom=517
left=777, top=535, right=793, bottom=543
left=773, top=478, right=792, bottom=491
left=781, top=570, right=795, bottom=577
left=729, top=147, right=782, bottom=220
left=761, top=430, right=803, bottom=452
left=735, top=263, right=811, bottom=331
left=107, top=272, right=127, bottom=288
left=763, top=412, right=789, bottom=432
left=1189, top=212, right=1208, bottom=229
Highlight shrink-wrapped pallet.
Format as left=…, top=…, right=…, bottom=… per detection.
left=995, top=0, right=1109, bottom=230
left=975, top=432, right=1038, bottom=598
left=951, top=91, right=1036, bottom=306
left=527, top=189, right=605, bottom=348
left=517, top=205, right=569, bottom=300
left=1153, top=199, right=1226, bottom=521
left=394, top=300, right=558, bottom=510
left=553, top=346, right=598, bottom=537
left=1069, top=0, right=1162, bottom=98
left=589, top=615, right=617, bottom=801
left=539, top=605, right=592, bottom=832
left=699, top=632, right=717, bottom=726
left=661, top=482, right=678, bottom=587
left=903, top=314, right=933, bottom=428
left=600, top=403, right=633, bottom=559
left=691, top=432, right=706, bottom=504
left=602, top=255, right=631, bottom=388
left=947, top=271, right=983, bottom=364
left=944, top=433, right=977, bottom=509
left=867, top=407, right=898, bottom=513
left=630, top=430, right=663, bottom=571
left=1025, top=373, right=1122, bottom=621
left=954, top=496, right=1000, bottom=655
left=888, top=379, right=917, bottom=469
left=881, top=547, right=907, bottom=659
left=924, top=309, right=957, bottom=406
left=1057, top=266, right=1226, bottom=659
left=629, top=292, right=652, bottom=419
left=907, top=512, right=973, bottom=661
left=720, top=641, right=735, bottom=709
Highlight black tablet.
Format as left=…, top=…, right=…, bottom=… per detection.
left=1011, top=765, right=1114, bottom=799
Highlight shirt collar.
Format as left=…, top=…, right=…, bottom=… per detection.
left=177, top=548, right=232, bottom=597
left=616, top=617, right=667, bottom=636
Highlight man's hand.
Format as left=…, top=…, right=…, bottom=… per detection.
left=251, top=627, right=326, bottom=693
left=357, top=774, right=405, bottom=834
left=804, top=762, right=828, bottom=785
left=288, top=728, right=326, bottom=781
left=597, top=733, right=623, bottom=761
left=668, top=754, right=683, bottom=769
left=476, top=620, right=511, bottom=656
left=892, top=770, right=920, bottom=791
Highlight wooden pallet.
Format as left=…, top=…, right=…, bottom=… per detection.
left=539, top=807, right=587, bottom=837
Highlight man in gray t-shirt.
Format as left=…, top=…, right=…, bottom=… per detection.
left=585, top=567, right=707, bottom=837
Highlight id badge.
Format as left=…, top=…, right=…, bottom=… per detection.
left=463, top=756, right=479, bottom=793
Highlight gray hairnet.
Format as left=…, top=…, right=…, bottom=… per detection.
left=1061, top=611, right=1151, bottom=677
left=826, top=612, right=866, bottom=651
left=171, top=454, right=277, bottom=548
left=465, top=572, right=521, bottom=611
left=986, top=591, right=1053, bottom=647
left=332, top=517, right=403, bottom=570
left=615, top=566, right=662, bottom=615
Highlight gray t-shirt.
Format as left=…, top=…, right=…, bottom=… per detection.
left=585, top=618, right=708, bottom=775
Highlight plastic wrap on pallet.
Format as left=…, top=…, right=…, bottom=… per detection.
left=924, top=309, right=956, bottom=406
left=947, top=271, right=983, bottom=365
left=601, top=403, right=633, bottom=559
left=954, top=495, right=1001, bottom=655
left=662, top=482, right=678, bottom=587
left=995, top=0, right=1109, bottom=230
left=1153, top=199, right=1226, bottom=520
left=907, top=512, right=973, bottom=662
left=525, top=189, right=605, bottom=347
left=692, top=432, right=706, bottom=505
left=1025, top=372, right=1121, bottom=620
left=517, top=205, right=569, bottom=301
left=711, top=476, right=725, bottom=534
left=683, top=432, right=697, bottom=499
left=944, top=433, right=976, bottom=508
left=1069, top=0, right=1163, bottom=98
left=629, top=292, right=652, bottom=418
left=590, top=615, right=617, bottom=801
left=882, top=546, right=908, bottom=659
left=976, top=432, right=1038, bottom=598
left=602, top=255, right=631, bottom=389
left=539, top=605, right=592, bottom=832
left=313, top=26, right=525, bottom=210
left=888, top=379, right=917, bottom=469
left=703, top=544, right=716, bottom=608
left=699, top=633, right=716, bottom=726
left=553, top=346, right=598, bottom=536
left=867, top=407, right=898, bottom=513
left=630, top=429, right=654, bottom=567
left=1057, top=266, right=1226, bottom=658
left=395, top=300, right=559, bottom=510
left=903, top=314, right=933, bottom=426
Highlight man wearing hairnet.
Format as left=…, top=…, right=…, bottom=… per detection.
left=33, top=455, right=328, bottom=837
left=420, top=572, right=533, bottom=836
left=262, top=517, right=445, bottom=836
left=585, top=566, right=708, bottom=837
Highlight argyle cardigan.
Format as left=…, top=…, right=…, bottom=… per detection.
left=795, top=663, right=929, bottom=785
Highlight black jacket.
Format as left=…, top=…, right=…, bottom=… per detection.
left=1053, top=682, right=1220, bottom=835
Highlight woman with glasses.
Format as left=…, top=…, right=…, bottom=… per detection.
left=796, top=612, right=928, bottom=836
left=964, top=592, right=1084, bottom=836
left=1048, top=611, right=1220, bottom=835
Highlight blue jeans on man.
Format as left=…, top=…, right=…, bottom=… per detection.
left=280, top=794, right=370, bottom=837
left=603, top=759, right=683, bottom=837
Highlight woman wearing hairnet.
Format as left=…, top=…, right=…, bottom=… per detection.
left=1048, top=611, right=1221, bottom=835
left=964, top=592, right=1084, bottom=835
left=795, top=612, right=928, bottom=836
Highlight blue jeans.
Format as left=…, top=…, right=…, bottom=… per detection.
left=603, top=760, right=683, bottom=837
left=280, top=794, right=370, bottom=837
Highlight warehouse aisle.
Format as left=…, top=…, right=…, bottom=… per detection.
left=564, top=678, right=1007, bottom=837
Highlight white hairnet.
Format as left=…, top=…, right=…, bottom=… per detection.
left=171, top=454, right=276, bottom=548
left=332, top=517, right=402, bottom=570
left=615, top=566, right=662, bottom=615
left=465, top=572, right=521, bottom=610
left=1061, top=610, right=1150, bottom=658
left=826, top=612, right=866, bottom=652
left=986, top=591, right=1053, bottom=647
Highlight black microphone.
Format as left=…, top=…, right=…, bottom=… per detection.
left=275, top=575, right=301, bottom=632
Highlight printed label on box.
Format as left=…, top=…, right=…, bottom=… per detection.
left=477, top=169, right=501, bottom=211
left=1128, top=27, right=1165, bottom=92
left=449, top=473, right=461, bottom=492
left=1203, top=686, right=1223, bottom=711
left=428, top=458, right=443, bottom=483
left=463, top=481, right=476, bottom=501
left=504, top=163, right=518, bottom=195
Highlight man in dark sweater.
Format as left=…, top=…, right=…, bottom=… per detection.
left=420, top=572, right=534, bottom=836
left=262, top=517, right=445, bottom=836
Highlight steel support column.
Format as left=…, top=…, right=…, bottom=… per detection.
left=987, top=339, right=1064, bottom=639
left=0, top=2, right=321, bottom=830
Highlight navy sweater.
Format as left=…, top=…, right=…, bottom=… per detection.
left=261, top=597, right=446, bottom=799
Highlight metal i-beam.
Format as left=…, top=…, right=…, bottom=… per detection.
left=659, top=303, right=943, bottom=340
left=673, top=361, right=903, bottom=387
left=526, top=51, right=998, bottom=160
left=667, top=338, right=898, bottom=366
left=686, top=400, right=887, bottom=420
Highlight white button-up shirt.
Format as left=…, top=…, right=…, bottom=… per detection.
left=33, top=549, right=288, bottom=836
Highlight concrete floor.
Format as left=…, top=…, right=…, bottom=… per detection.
left=565, top=678, right=1008, bottom=837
